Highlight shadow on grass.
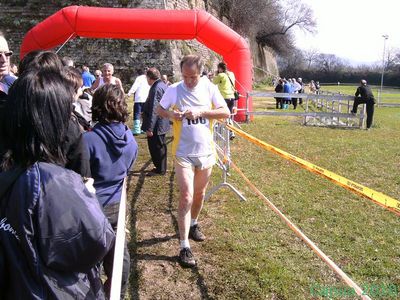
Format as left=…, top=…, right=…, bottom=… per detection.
left=127, top=158, right=152, bottom=300
left=136, top=234, right=178, bottom=248
left=128, top=151, right=211, bottom=299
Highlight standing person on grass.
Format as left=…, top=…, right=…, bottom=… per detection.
left=141, top=67, right=170, bottom=176
left=351, top=79, right=376, bottom=129
left=84, top=84, right=138, bottom=299
left=213, top=61, right=237, bottom=139
left=157, top=54, right=230, bottom=268
left=127, top=68, right=150, bottom=135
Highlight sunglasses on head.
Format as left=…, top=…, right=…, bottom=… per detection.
left=0, top=51, right=13, bottom=57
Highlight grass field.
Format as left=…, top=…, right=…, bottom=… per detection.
left=125, top=86, right=399, bottom=299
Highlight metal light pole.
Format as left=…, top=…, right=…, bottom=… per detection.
left=379, top=34, right=389, bottom=105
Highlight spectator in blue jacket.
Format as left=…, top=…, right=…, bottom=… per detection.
left=82, top=65, right=96, bottom=88
left=283, top=79, right=292, bottom=109
left=84, top=84, right=138, bottom=299
left=0, top=69, right=114, bottom=299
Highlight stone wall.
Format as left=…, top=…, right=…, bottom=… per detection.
left=1, top=0, right=278, bottom=89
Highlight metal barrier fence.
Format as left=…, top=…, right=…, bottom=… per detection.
left=205, top=121, right=246, bottom=202
left=245, top=91, right=367, bottom=129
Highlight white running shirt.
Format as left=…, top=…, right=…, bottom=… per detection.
left=127, top=74, right=150, bottom=103
left=159, top=78, right=226, bottom=157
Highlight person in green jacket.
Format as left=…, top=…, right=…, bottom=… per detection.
left=212, top=62, right=237, bottom=139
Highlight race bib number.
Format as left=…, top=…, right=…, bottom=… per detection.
left=183, top=117, right=209, bottom=127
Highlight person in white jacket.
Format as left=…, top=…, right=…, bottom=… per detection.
left=127, top=68, right=150, bottom=135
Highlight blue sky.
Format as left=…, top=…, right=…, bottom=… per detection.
left=295, top=0, right=400, bottom=65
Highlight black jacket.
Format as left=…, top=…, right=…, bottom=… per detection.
left=355, top=85, right=375, bottom=103
left=0, top=162, right=115, bottom=299
left=141, top=79, right=170, bottom=135
left=0, top=91, right=7, bottom=160
left=63, top=115, right=92, bottom=177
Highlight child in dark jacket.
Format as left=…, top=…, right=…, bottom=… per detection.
left=84, top=84, right=138, bottom=299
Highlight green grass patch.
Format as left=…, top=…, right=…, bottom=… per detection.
left=126, top=92, right=399, bottom=299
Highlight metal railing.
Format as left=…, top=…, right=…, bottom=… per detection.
left=245, top=91, right=366, bottom=129
left=205, top=121, right=246, bottom=202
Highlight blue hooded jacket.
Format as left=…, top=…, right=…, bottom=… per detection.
left=84, top=122, right=138, bottom=207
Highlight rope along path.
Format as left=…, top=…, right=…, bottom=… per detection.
left=229, top=159, right=372, bottom=299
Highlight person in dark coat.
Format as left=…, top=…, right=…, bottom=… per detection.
left=141, top=67, right=170, bottom=176
left=351, top=79, right=376, bottom=129
left=274, top=78, right=284, bottom=109
left=0, top=69, right=114, bottom=300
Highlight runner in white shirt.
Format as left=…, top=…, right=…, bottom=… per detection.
left=157, top=54, right=230, bottom=268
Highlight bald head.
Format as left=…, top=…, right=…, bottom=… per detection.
left=361, top=79, right=367, bottom=86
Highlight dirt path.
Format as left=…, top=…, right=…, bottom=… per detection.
left=125, top=136, right=215, bottom=300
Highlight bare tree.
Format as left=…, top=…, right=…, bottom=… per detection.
left=212, top=0, right=316, bottom=55
left=277, top=48, right=305, bottom=76
left=385, top=47, right=400, bottom=72
left=303, top=48, right=319, bottom=69
left=255, top=1, right=316, bottom=49
left=315, top=53, right=344, bottom=73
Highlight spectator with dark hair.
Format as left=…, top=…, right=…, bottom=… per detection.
left=0, top=69, right=114, bottom=299
left=213, top=61, right=237, bottom=139
left=213, top=61, right=237, bottom=115
left=84, top=84, right=138, bottom=299
left=274, top=78, right=284, bottom=109
left=18, top=50, right=64, bottom=75
left=141, top=67, right=170, bottom=176
left=351, top=79, right=376, bottom=129
left=127, top=68, right=150, bottom=135
left=18, top=51, right=91, bottom=178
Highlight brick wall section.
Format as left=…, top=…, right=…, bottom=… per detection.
left=1, top=0, right=277, bottom=88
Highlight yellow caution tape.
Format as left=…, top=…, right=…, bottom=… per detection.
left=227, top=124, right=400, bottom=216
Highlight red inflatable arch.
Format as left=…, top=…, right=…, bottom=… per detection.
left=20, top=6, right=252, bottom=121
